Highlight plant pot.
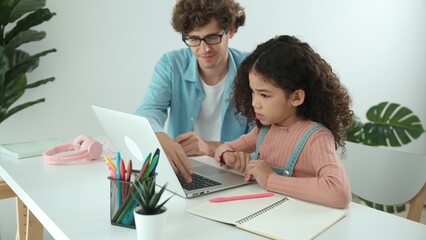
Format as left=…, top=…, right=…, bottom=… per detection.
left=133, top=206, right=168, bottom=240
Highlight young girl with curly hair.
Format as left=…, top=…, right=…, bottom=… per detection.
left=215, top=35, right=353, bottom=208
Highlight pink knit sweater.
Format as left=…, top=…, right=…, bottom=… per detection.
left=215, top=120, right=351, bottom=208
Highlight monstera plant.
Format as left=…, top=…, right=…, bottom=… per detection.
left=346, top=101, right=425, bottom=213
left=0, top=0, right=56, bottom=124
left=346, top=101, right=424, bottom=147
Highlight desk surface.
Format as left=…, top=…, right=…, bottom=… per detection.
left=1, top=153, right=425, bottom=240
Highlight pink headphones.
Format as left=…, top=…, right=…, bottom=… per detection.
left=43, top=135, right=103, bottom=164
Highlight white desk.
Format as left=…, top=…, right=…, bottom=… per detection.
left=1, top=153, right=425, bottom=240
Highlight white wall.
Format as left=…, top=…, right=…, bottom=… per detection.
left=0, top=0, right=425, bottom=151
left=0, top=0, right=425, bottom=239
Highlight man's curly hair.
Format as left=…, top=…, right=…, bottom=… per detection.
left=232, top=35, right=353, bottom=149
left=171, top=0, right=245, bottom=33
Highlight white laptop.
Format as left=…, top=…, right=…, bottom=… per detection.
left=92, top=105, right=250, bottom=198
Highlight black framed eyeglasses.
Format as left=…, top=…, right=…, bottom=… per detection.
left=182, top=29, right=228, bottom=47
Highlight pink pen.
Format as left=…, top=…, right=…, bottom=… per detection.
left=209, top=192, right=274, bottom=203
left=107, top=165, right=117, bottom=179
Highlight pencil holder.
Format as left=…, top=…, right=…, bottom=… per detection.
left=109, top=171, right=157, bottom=228
left=109, top=170, right=139, bottom=229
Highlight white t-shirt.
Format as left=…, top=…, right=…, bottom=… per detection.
left=193, top=78, right=226, bottom=142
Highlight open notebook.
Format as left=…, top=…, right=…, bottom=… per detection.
left=186, top=189, right=346, bottom=240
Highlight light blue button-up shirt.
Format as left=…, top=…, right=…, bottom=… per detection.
left=135, top=47, right=252, bottom=142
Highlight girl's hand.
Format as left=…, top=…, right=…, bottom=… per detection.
left=244, top=159, right=273, bottom=188
left=222, top=151, right=251, bottom=172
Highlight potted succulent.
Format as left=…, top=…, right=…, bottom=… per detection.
left=132, top=172, right=172, bottom=240
left=133, top=175, right=171, bottom=214
left=0, top=0, right=56, bottom=124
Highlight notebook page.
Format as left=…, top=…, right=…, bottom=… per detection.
left=236, top=197, right=346, bottom=240
left=186, top=189, right=282, bottom=224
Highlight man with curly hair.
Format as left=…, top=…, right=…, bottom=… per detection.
left=135, top=0, right=251, bottom=183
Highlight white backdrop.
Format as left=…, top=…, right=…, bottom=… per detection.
left=1, top=0, right=425, bottom=239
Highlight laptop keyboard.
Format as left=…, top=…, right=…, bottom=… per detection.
left=178, top=173, right=222, bottom=190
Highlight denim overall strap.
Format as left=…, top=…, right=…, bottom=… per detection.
left=255, top=125, right=270, bottom=160
left=281, top=124, right=324, bottom=177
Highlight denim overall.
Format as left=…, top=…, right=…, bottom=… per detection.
left=254, top=124, right=324, bottom=177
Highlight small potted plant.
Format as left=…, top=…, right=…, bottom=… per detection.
left=132, top=174, right=172, bottom=240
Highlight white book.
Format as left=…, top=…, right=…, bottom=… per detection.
left=0, top=138, right=63, bottom=159
left=186, top=189, right=346, bottom=240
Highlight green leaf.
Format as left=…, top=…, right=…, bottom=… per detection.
left=345, top=116, right=364, bottom=143
left=1, top=75, right=53, bottom=115
left=154, top=184, right=172, bottom=212
left=6, top=48, right=56, bottom=84
left=363, top=102, right=425, bottom=146
left=26, top=76, right=54, bottom=89
left=6, top=54, right=38, bottom=83
left=132, top=181, right=148, bottom=210
left=0, top=2, right=55, bottom=125
left=385, top=205, right=395, bottom=213
left=374, top=203, right=384, bottom=211
left=7, top=49, right=32, bottom=69
left=356, top=196, right=406, bottom=215
left=396, top=204, right=406, bottom=213
left=148, top=190, right=161, bottom=209
left=1, top=73, right=27, bottom=109
left=5, top=8, right=55, bottom=44
left=0, top=0, right=19, bottom=26
left=0, top=98, right=45, bottom=123
left=0, top=46, right=10, bottom=87
left=9, top=0, right=46, bottom=23
left=6, top=30, right=46, bottom=54
left=131, top=175, right=172, bottom=215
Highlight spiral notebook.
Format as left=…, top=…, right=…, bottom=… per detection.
left=186, top=189, right=346, bottom=240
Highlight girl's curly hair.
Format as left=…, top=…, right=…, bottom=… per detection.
left=232, top=35, right=353, bottom=148
left=171, top=0, right=245, bottom=33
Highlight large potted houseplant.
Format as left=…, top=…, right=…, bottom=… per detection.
left=132, top=174, right=172, bottom=240
left=0, top=0, right=56, bottom=124
left=346, top=101, right=425, bottom=213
